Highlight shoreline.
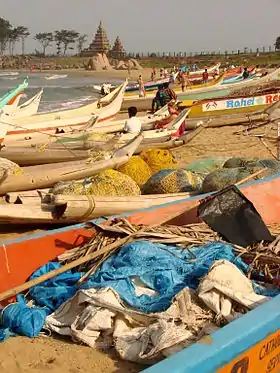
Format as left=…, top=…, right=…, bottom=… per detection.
left=7, top=68, right=154, bottom=81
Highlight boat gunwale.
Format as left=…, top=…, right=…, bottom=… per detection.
left=1, top=171, right=279, bottom=246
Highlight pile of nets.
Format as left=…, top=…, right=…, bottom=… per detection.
left=142, top=168, right=202, bottom=194
left=224, top=157, right=280, bottom=172
left=140, top=149, right=177, bottom=173
left=52, top=169, right=141, bottom=197
left=0, top=158, right=23, bottom=179
left=117, top=156, right=152, bottom=186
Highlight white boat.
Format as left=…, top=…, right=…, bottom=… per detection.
left=118, top=108, right=189, bottom=142
left=44, top=74, right=68, bottom=80
left=0, top=72, right=19, bottom=77
left=0, top=82, right=127, bottom=142
left=189, top=62, right=221, bottom=76
left=2, top=89, right=43, bottom=119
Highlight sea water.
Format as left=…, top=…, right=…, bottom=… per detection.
left=0, top=72, right=122, bottom=113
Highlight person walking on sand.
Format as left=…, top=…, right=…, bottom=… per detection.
left=123, top=106, right=142, bottom=134
left=138, top=75, right=146, bottom=97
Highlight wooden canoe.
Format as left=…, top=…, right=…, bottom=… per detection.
left=0, top=133, right=143, bottom=194
left=0, top=124, right=205, bottom=166
left=0, top=192, right=198, bottom=224
left=0, top=81, right=127, bottom=142
left=2, top=89, right=43, bottom=119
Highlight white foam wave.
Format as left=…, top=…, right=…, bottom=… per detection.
left=39, top=95, right=95, bottom=113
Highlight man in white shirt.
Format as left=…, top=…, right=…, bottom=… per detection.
left=123, top=106, right=142, bottom=134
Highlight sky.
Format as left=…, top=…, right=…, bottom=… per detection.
left=1, top=0, right=280, bottom=54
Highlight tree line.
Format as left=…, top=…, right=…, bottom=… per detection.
left=0, top=17, right=88, bottom=57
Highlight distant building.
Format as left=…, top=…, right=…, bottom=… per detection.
left=82, top=21, right=110, bottom=56
left=110, top=36, right=126, bottom=59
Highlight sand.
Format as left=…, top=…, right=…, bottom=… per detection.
left=0, top=336, right=142, bottom=373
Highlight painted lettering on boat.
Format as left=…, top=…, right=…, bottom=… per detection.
left=202, top=93, right=280, bottom=112
left=217, top=330, right=280, bottom=373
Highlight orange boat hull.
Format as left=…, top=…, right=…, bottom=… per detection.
left=0, top=174, right=280, bottom=303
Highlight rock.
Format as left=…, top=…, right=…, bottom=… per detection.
left=130, top=58, right=143, bottom=70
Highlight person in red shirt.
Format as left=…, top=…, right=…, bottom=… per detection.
left=202, top=68, right=209, bottom=83
left=155, top=101, right=185, bottom=137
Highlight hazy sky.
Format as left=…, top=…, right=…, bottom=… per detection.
left=1, top=0, right=280, bottom=54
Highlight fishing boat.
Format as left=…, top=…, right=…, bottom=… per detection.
left=94, top=74, right=178, bottom=95
left=0, top=133, right=143, bottom=194
left=0, top=173, right=279, bottom=373
left=185, top=91, right=280, bottom=118
left=0, top=82, right=127, bottom=142
left=124, top=74, right=224, bottom=100
left=122, top=69, right=280, bottom=112
left=188, top=61, right=221, bottom=76
left=0, top=77, right=29, bottom=110
left=0, top=71, right=19, bottom=77
left=2, top=89, right=43, bottom=119
left=0, top=123, right=204, bottom=165
left=44, top=74, right=68, bottom=80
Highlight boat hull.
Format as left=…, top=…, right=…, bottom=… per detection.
left=1, top=173, right=280, bottom=372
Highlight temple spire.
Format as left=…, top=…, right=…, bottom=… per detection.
left=110, top=36, right=125, bottom=58
left=88, top=21, right=110, bottom=55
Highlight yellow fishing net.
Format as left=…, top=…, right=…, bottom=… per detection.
left=52, top=169, right=141, bottom=196
left=88, top=169, right=141, bottom=196
left=117, top=156, right=152, bottom=186
left=140, top=149, right=177, bottom=173
left=142, top=168, right=202, bottom=194
left=88, top=133, right=114, bottom=141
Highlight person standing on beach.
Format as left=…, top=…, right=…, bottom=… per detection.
left=138, top=74, right=146, bottom=97
left=179, top=70, right=187, bottom=92
left=202, top=69, right=209, bottom=83
left=242, top=67, right=249, bottom=79
left=124, top=106, right=142, bottom=134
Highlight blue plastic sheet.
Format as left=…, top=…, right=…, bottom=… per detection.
left=1, top=295, right=47, bottom=338
left=30, top=241, right=250, bottom=313
left=29, top=262, right=82, bottom=312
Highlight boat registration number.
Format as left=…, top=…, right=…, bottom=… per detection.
left=217, top=330, right=280, bottom=373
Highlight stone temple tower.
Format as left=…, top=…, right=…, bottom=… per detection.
left=110, top=36, right=126, bottom=58
left=88, top=21, right=110, bottom=54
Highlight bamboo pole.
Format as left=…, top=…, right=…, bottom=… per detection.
left=0, top=235, right=134, bottom=302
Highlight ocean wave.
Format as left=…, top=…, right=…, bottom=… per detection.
left=39, top=95, right=96, bottom=113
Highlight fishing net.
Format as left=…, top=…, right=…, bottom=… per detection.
left=142, top=168, right=202, bottom=195
left=87, top=133, right=114, bottom=142
left=185, top=157, right=229, bottom=177
left=86, top=169, right=141, bottom=196
left=0, top=158, right=23, bottom=180
left=52, top=180, right=87, bottom=196
left=117, top=156, right=152, bottom=186
left=140, top=149, right=177, bottom=173
left=223, top=157, right=280, bottom=172
left=202, top=167, right=275, bottom=193
left=52, top=170, right=141, bottom=197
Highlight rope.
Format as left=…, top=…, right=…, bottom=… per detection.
left=80, top=195, right=95, bottom=220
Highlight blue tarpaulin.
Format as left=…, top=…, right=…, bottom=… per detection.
left=1, top=240, right=279, bottom=341
left=30, top=241, right=249, bottom=313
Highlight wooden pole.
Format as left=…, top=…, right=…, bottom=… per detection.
left=0, top=235, right=133, bottom=302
